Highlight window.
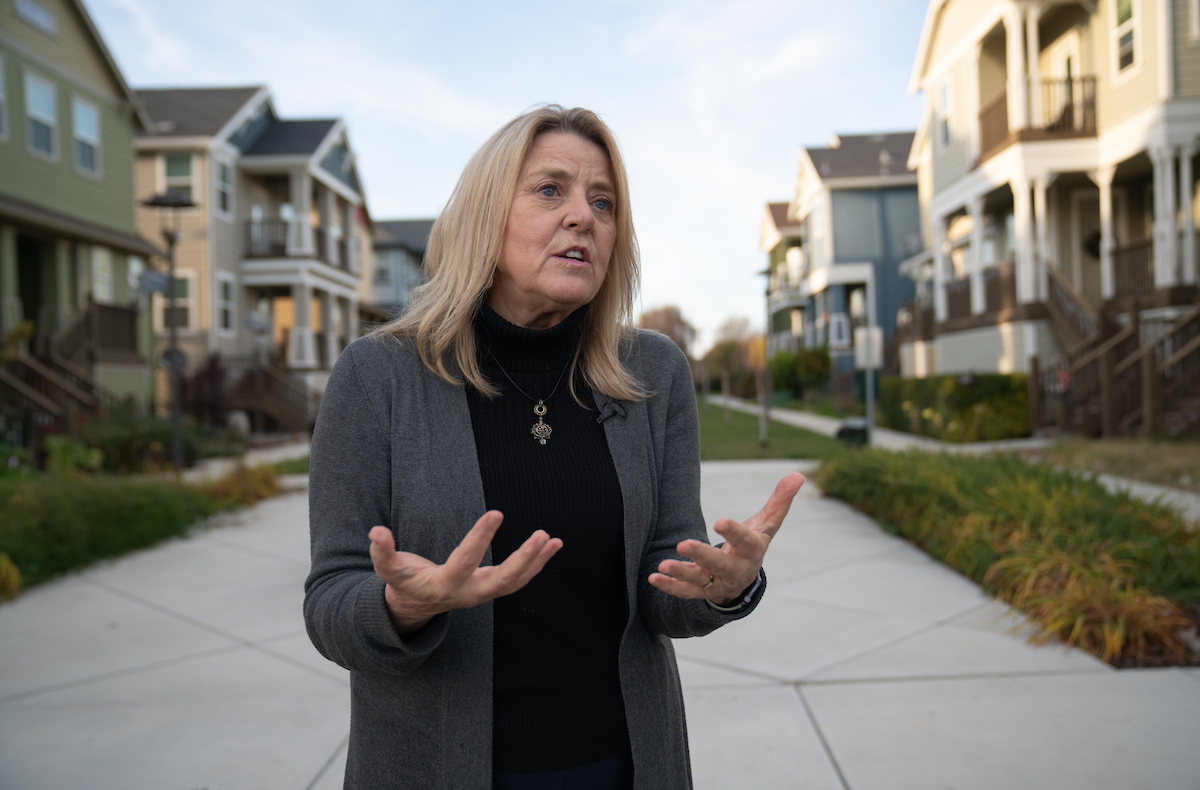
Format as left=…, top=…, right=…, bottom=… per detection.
left=1192, top=0, right=1200, bottom=40
left=72, top=97, right=100, bottom=175
left=91, top=247, right=113, bottom=303
left=24, top=71, right=56, bottom=159
left=16, top=0, right=56, bottom=35
left=216, top=273, right=236, bottom=333
left=164, top=153, right=193, bottom=203
left=0, top=58, right=7, bottom=142
left=1114, top=0, right=1137, bottom=74
left=936, top=81, right=952, bottom=148
left=127, top=256, right=145, bottom=290
left=159, top=272, right=194, bottom=330
left=215, top=161, right=232, bottom=216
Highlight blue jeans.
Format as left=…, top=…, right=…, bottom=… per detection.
left=492, top=753, right=633, bottom=790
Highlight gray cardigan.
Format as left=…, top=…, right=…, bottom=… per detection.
left=304, top=328, right=764, bottom=789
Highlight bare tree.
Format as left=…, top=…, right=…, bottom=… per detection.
left=638, top=306, right=697, bottom=359
left=705, top=317, right=752, bottom=424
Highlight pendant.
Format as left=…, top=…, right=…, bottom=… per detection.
left=531, top=400, right=553, bottom=445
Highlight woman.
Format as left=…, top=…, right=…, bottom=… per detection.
left=304, top=105, right=803, bottom=790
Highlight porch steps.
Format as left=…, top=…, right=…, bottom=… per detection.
left=223, top=359, right=312, bottom=433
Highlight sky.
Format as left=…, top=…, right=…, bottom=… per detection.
left=88, top=0, right=929, bottom=354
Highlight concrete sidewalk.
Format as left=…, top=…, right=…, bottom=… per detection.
left=2, top=461, right=1198, bottom=789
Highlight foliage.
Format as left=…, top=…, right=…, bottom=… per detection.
left=817, top=450, right=1200, bottom=666
left=44, top=435, right=103, bottom=475
left=0, top=465, right=283, bottom=592
left=80, top=411, right=249, bottom=473
left=879, top=373, right=1029, bottom=442
left=697, top=397, right=845, bottom=461
left=0, top=553, right=20, bottom=602
left=1041, top=436, right=1200, bottom=495
left=271, top=455, right=311, bottom=475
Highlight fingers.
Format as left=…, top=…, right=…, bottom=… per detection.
left=490, top=529, right=563, bottom=593
left=443, top=510, right=504, bottom=582
left=368, top=525, right=398, bottom=575
left=742, top=472, right=805, bottom=539
left=648, top=571, right=707, bottom=600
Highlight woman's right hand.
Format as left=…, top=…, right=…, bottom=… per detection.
left=367, top=511, right=562, bottom=634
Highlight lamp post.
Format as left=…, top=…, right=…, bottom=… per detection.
left=141, top=193, right=195, bottom=473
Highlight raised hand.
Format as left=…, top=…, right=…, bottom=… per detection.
left=367, top=511, right=562, bottom=634
left=648, top=472, right=804, bottom=606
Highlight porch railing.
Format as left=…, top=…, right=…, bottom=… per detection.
left=983, top=259, right=1016, bottom=314
left=244, top=219, right=290, bottom=258
left=943, top=277, right=971, bottom=321
left=1113, top=238, right=1154, bottom=297
left=1045, top=265, right=1099, bottom=355
left=313, top=228, right=329, bottom=264
left=1040, top=77, right=1096, bottom=135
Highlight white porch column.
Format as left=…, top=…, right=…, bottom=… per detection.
left=324, top=191, right=340, bottom=266
left=1026, top=5, right=1043, bottom=128
left=1180, top=146, right=1197, bottom=285
left=0, top=225, right=22, bottom=335
left=967, top=42, right=983, bottom=162
left=933, top=215, right=949, bottom=321
left=969, top=198, right=987, bottom=314
left=1013, top=178, right=1037, bottom=303
left=319, top=290, right=339, bottom=367
left=1152, top=147, right=1179, bottom=288
left=1090, top=166, right=1117, bottom=299
left=1005, top=5, right=1028, bottom=131
left=289, top=281, right=317, bottom=369
left=288, top=168, right=313, bottom=256
left=1033, top=176, right=1050, bottom=301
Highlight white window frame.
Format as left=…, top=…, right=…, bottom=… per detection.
left=72, top=95, right=101, bottom=177
left=23, top=70, right=56, bottom=161
left=213, top=158, right=234, bottom=220
left=162, top=152, right=196, bottom=206
left=1111, top=0, right=1142, bottom=84
left=215, top=271, right=236, bottom=337
left=1191, top=0, right=1200, bottom=41
left=154, top=269, right=197, bottom=333
left=936, top=80, right=953, bottom=149
left=91, top=246, right=114, bottom=303
left=15, top=0, right=56, bottom=36
left=0, top=56, right=8, bottom=143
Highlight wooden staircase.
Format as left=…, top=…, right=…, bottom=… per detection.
left=222, top=355, right=314, bottom=433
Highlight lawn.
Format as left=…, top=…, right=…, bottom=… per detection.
left=697, top=398, right=846, bottom=461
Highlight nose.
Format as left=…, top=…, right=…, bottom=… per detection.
left=562, top=191, right=596, bottom=231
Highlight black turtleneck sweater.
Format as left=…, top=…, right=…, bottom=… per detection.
left=466, top=305, right=630, bottom=773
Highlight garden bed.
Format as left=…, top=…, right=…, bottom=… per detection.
left=817, top=449, right=1200, bottom=667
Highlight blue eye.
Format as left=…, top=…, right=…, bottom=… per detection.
left=540, top=186, right=557, bottom=197
left=593, top=198, right=610, bottom=212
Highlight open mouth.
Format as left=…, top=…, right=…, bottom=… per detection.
left=558, top=248, right=588, bottom=263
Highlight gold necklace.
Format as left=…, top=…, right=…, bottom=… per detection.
left=485, top=347, right=570, bottom=446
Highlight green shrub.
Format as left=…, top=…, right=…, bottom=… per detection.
left=80, top=413, right=250, bottom=473
left=817, top=450, right=1200, bottom=665
left=0, top=475, right=215, bottom=587
left=769, top=351, right=798, bottom=394
left=0, top=553, right=20, bottom=601
left=879, top=373, right=1029, bottom=442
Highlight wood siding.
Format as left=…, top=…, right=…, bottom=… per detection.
left=928, top=0, right=998, bottom=70
left=932, top=59, right=971, bottom=194
left=1093, top=0, right=1161, bottom=130
left=1175, top=0, right=1200, bottom=96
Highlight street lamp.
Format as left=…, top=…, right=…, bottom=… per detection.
left=141, top=192, right=195, bottom=473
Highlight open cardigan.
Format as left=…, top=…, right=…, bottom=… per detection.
left=303, top=327, right=765, bottom=790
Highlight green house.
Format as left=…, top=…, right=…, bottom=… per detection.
left=0, top=0, right=158, bottom=446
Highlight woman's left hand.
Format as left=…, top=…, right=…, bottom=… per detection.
left=648, top=472, right=804, bottom=606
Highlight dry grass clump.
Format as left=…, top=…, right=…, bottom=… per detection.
left=1040, top=436, right=1200, bottom=495
left=817, top=450, right=1200, bottom=667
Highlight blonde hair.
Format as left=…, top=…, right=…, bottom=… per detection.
left=371, top=104, right=646, bottom=403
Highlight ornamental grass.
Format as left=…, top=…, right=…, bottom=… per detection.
left=816, top=450, right=1200, bottom=667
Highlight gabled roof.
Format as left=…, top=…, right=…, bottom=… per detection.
left=761, top=202, right=802, bottom=252
left=136, top=87, right=262, bottom=137
left=375, top=220, right=436, bottom=254
left=242, top=119, right=338, bottom=156
left=67, top=0, right=152, bottom=130
left=804, top=132, right=916, bottom=181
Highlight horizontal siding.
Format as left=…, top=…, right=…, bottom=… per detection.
left=0, top=45, right=137, bottom=234
left=1175, top=0, right=1200, bottom=96
left=1094, top=0, right=1160, bottom=131
left=928, top=0, right=999, bottom=72
left=0, top=0, right=123, bottom=99
left=832, top=190, right=882, bottom=263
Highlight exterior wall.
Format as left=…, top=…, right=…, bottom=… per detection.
left=0, top=0, right=123, bottom=97
left=0, top=42, right=136, bottom=233
left=1175, top=0, right=1200, bottom=96
left=934, top=319, right=1062, bottom=374
left=95, top=362, right=152, bottom=408
left=931, top=59, right=972, bottom=193
left=208, top=154, right=242, bottom=358
left=928, top=0, right=999, bottom=68
left=1093, top=0, right=1162, bottom=131
left=899, top=340, right=937, bottom=377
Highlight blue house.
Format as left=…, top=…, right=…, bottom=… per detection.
left=763, top=132, right=922, bottom=375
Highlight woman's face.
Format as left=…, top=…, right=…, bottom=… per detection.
left=488, top=132, right=617, bottom=329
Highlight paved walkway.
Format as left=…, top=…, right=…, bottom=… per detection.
left=713, top=396, right=1200, bottom=525
left=2, top=462, right=1198, bottom=789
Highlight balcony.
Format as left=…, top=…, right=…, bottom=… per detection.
left=245, top=219, right=289, bottom=258
left=244, top=220, right=354, bottom=272
left=978, top=77, right=1097, bottom=163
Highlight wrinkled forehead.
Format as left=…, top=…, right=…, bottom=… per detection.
left=521, top=131, right=615, bottom=186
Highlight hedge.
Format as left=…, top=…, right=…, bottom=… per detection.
left=817, top=450, right=1199, bottom=666
left=879, top=373, right=1029, bottom=442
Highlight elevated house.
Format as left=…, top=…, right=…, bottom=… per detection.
left=370, top=218, right=433, bottom=320
left=903, top=0, right=1200, bottom=437
left=133, top=86, right=373, bottom=430
left=0, top=0, right=159, bottom=447
left=763, top=133, right=922, bottom=375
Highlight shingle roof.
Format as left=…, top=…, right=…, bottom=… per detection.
left=768, top=202, right=797, bottom=231
left=136, top=87, right=262, bottom=137
left=805, top=132, right=916, bottom=180
left=242, top=119, right=338, bottom=156
left=375, top=220, right=436, bottom=254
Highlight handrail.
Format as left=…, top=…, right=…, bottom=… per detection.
left=1114, top=303, right=1200, bottom=376
left=0, top=367, right=64, bottom=415
left=12, top=353, right=95, bottom=407
left=1070, top=325, right=1135, bottom=371
left=1162, top=332, right=1200, bottom=369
